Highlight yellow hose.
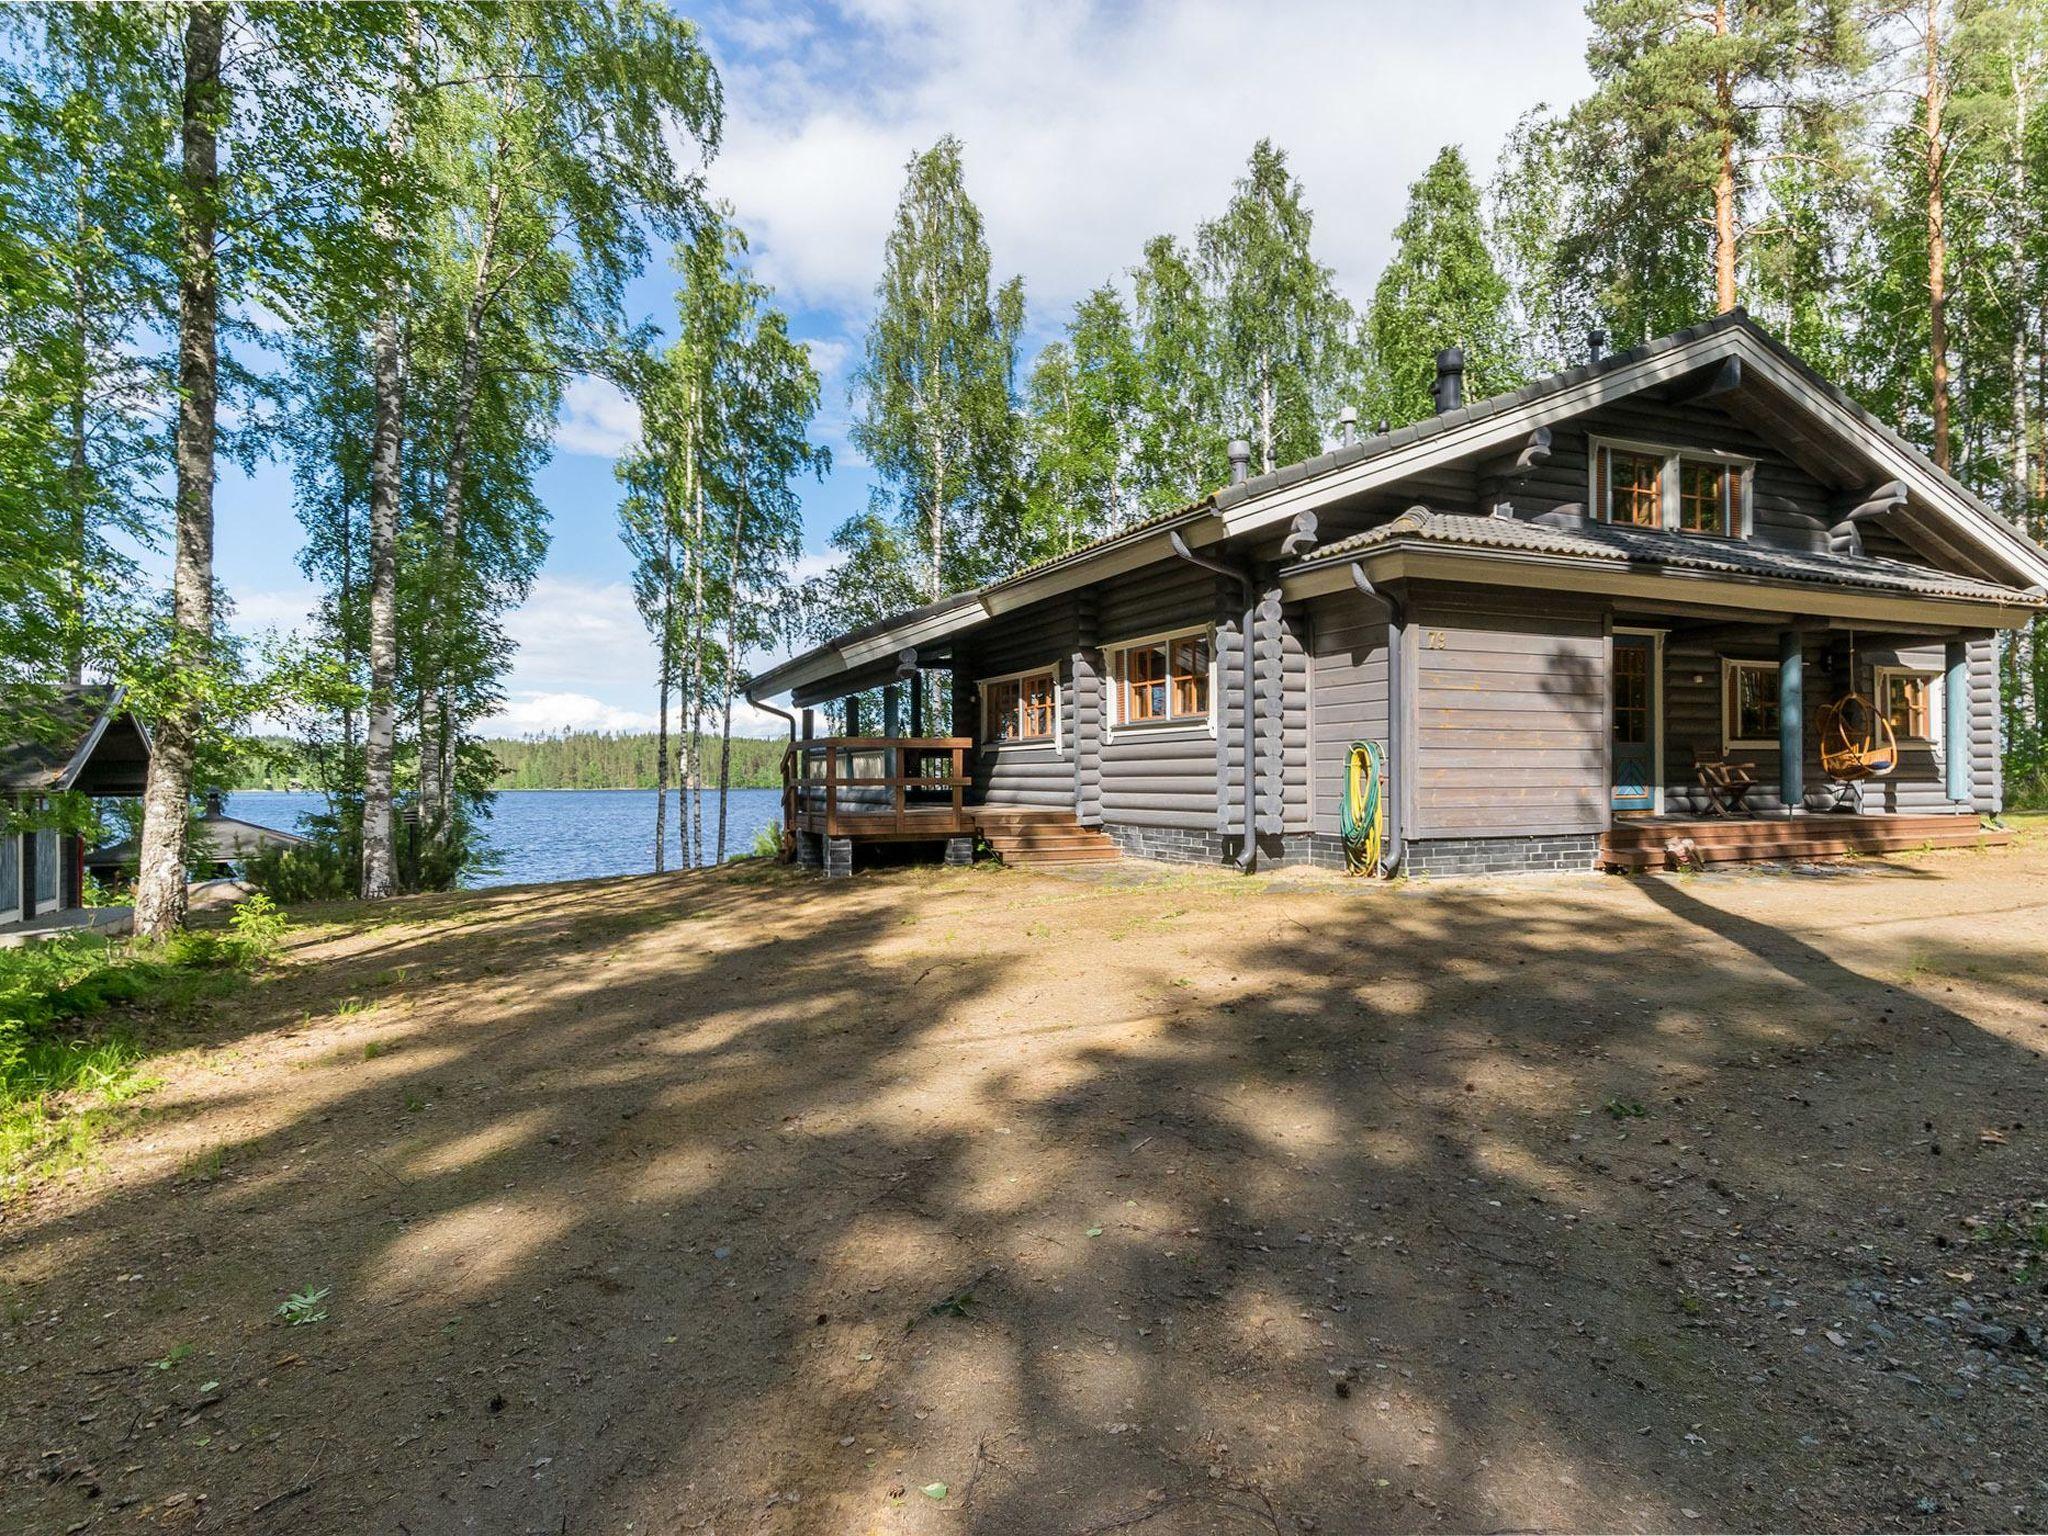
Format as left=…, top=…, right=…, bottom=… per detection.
left=1341, top=739, right=1384, bottom=876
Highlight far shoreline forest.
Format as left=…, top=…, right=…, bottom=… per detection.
left=227, top=732, right=785, bottom=793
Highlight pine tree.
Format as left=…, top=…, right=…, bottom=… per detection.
left=1565, top=0, right=1863, bottom=333
left=1366, top=147, right=1521, bottom=424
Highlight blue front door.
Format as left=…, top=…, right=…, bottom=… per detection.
left=1611, top=634, right=1656, bottom=812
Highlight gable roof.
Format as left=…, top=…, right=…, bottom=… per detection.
left=0, top=685, right=152, bottom=796
left=1214, top=310, right=2048, bottom=590
left=1295, top=508, right=2042, bottom=608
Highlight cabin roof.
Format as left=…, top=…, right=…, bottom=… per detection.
left=748, top=312, right=2048, bottom=702
left=1292, top=509, right=2045, bottom=607
left=0, top=685, right=152, bottom=796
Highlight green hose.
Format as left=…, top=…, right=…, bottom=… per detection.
left=1341, top=739, right=1385, bottom=876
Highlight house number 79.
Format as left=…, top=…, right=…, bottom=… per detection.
left=1427, top=630, right=1447, bottom=649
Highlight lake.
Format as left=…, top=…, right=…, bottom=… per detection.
left=222, top=788, right=785, bottom=889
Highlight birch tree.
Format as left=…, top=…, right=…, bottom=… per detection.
left=846, top=136, right=1023, bottom=603
left=1198, top=140, right=1354, bottom=475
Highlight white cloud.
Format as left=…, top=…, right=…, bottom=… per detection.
left=707, top=0, right=1592, bottom=319
left=554, top=375, right=643, bottom=458
left=227, top=583, right=321, bottom=636
left=490, top=573, right=786, bottom=738
left=483, top=691, right=660, bottom=736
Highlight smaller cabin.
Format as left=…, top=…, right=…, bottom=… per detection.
left=1, top=685, right=151, bottom=933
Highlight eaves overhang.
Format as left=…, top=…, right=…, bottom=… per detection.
left=1280, top=540, right=2045, bottom=631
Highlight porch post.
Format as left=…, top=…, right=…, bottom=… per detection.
left=1944, top=639, right=1969, bottom=803
left=844, top=696, right=861, bottom=736
left=882, top=683, right=902, bottom=738
left=1778, top=629, right=1803, bottom=813
left=908, top=675, right=924, bottom=737
left=801, top=708, right=814, bottom=740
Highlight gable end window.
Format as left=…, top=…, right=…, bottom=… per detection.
left=1722, top=658, right=1781, bottom=750
left=980, top=666, right=1059, bottom=747
left=1593, top=439, right=1752, bottom=538
left=1109, top=628, right=1213, bottom=731
left=1875, top=667, right=1942, bottom=743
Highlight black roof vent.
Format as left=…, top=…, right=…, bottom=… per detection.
left=1587, top=328, right=1608, bottom=365
left=1227, top=439, right=1251, bottom=485
left=1430, top=347, right=1465, bottom=413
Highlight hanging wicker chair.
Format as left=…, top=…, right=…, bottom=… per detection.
left=1817, top=692, right=1900, bottom=781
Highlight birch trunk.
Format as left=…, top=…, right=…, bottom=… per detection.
left=715, top=469, right=742, bottom=863
left=652, top=517, right=673, bottom=873
left=685, top=455, right=710, bottom=870
left=420, top=120, right=511, bottom=845
left=361, top=12, right=415, bottom=899
left=134, top=2, right=223, bottom=939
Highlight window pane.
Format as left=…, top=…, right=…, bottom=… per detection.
left=1126, top=645, right=1167, bottom=721
left=1610, top=450, right=1663, bottom=527
left=1884, top=675, right=1927, bottom=738
left=987, top=680, right=1019, bottom=741
left=1731, top=664, right=1779, bottom=741
left=1170, top=637, right=1210, bottom=718
left=1021, top=672, right=1055, bottom=739
left=1678, top=461, right=1727, bottom=534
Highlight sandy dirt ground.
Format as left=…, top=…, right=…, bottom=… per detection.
left=3, top=839, right=2047, bottom=1535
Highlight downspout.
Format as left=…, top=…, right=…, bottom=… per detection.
left=1167, top=530, right=1258, bottom=872
left=1349, top=562, right=1407, bottom=876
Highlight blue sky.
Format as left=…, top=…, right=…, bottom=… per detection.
left=211, top=0, right=1592, bottom=737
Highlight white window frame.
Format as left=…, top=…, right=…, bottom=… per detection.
left=1722, top=656, right=1782, bottom=751
left=976, top=663, right=1062, bottom=754
left=1589, top=435, right=1755, bottom=538
left=1105, top=624, right=1218, bottom=741
left=1873, top=665, right=1944, bottom=745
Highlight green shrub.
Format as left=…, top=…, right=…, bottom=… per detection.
left=0, top=925, right=276, bottom=1195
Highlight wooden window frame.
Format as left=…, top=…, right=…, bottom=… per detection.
left=1590, top=436, right=1755, bottom=539
left=1721, top=657, right=1782, bottom=751
left=1106, top=625, right=1216, bottom=740
left=1873, top=665, right=1942, bottom=744
left=977, top=664, right=1061, bottom=752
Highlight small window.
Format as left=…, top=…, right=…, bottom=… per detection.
left=1112, top=629, right=1212, bottom=729
left=981, top=667, right=1058, bottom=745
left=1876, top=668, right=1941, bottom=742
left=1678, top=459, right=1730, bottom=535
left=1606, top=449, right=1664, bottom=527
left=1724, top=658, right=1781, bottom=749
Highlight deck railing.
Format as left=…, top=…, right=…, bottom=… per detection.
left=780, top=736, right=973, bottom=839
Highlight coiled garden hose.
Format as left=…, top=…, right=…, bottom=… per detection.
left=1341, top=739, right=1385, bottom=876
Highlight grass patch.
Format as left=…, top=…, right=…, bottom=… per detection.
left=1, top=907, right=285, bottom=1197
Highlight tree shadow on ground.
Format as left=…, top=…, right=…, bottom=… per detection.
left=3, top=853, right=2046, bottom=1535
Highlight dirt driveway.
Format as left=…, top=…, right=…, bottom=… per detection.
left=4, top=840, right=2047, bottom=1534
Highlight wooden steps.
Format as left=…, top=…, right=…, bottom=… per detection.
left=971, top=809, right=1121, bottom=867
left=1600, top=812, right=2008, bottom=872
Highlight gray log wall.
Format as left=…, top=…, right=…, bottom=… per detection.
left=1306, top=591, right=1390, bottom=839
left=1098, top=562, right=1230, bottom=832
left=1406, top=587, right=1610, bottom=839
left=954, top=594, right=1078, bottom=810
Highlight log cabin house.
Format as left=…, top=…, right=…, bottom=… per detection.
left=746, top=312, right=2048, bottom=878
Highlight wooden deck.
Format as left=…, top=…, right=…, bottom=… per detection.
left=1599, top=812, right=2009, bottom=872
left=782, top=737, right=974, bottom=841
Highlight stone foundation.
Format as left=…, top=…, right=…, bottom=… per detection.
left=1399, top=833, right=1600, bottom=878
left=1101, top=822, right=1597, bottom=878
